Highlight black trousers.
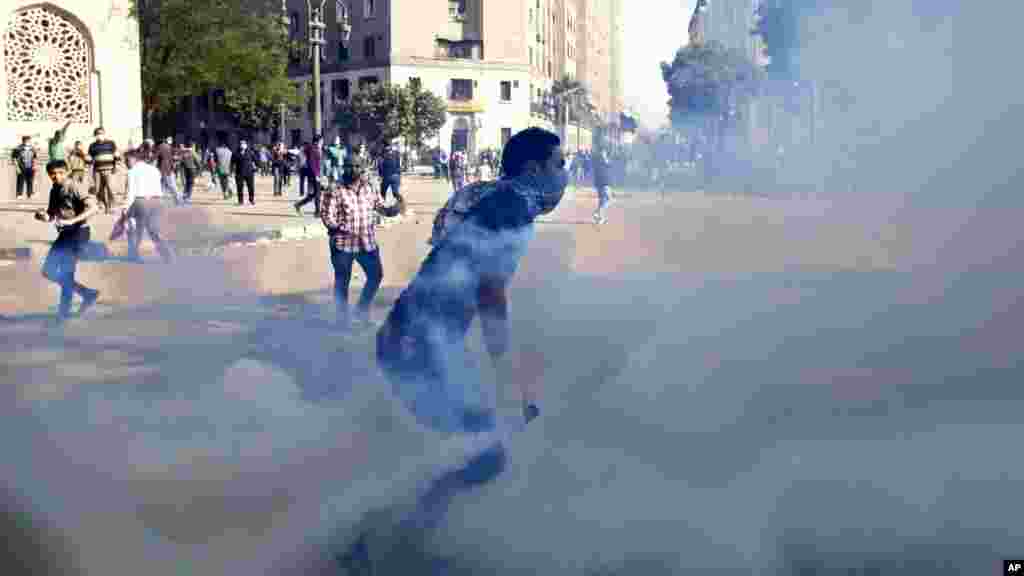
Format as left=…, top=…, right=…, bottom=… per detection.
left=330, top=246, right=383, bottom=321
left=380, top=175, right=402, bottom=202
left=41, top=226, right=91, bottom=318
left=16, top=169, right=34, bottom=198
left=183, top=170, right=195, bottom=200
left=236, top=173, right=255, bottom=204
left=296, top=177, right=321, bottom=213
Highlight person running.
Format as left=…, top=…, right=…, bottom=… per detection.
left=320, top=157, right=404, bottom=330
left=370, top=127, right=567, bottom=540
left=34, top=160, right=101, bottom=325
left=11, top=135, right=38, bottom=200
left=87, top=127, right=119, bottom=213
left=294, top=135, right=323, bottom=216
left=122, top=148, right=174, bottom=263
left=378, top=143, right=403, bottom=204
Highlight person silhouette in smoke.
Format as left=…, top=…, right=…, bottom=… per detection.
left=361, top=128, right=567, bottom=555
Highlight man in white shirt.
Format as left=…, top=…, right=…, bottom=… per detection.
left=123, top=148, right=173, bottom=263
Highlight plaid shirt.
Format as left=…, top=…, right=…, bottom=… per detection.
left=321, top=181, right=399, bottom=252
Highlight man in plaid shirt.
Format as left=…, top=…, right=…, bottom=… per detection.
left=320, top=157, right=404, bottom=329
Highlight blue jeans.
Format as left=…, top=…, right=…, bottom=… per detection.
left=330, top=246, right=383, bottom=321
left=377, top=315, right=496, bottom=435
left=41, top=226, right=92, bottom=318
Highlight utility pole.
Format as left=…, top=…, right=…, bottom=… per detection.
left=307, top=0, right=327, bottom=138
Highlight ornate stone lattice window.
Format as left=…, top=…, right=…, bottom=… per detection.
left=4, top=6, right=92, bottom=122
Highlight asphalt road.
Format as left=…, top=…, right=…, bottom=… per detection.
left=0, top=190, right=1021, bottom=575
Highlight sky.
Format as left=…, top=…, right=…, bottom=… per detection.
left=622, top=0, right=696, bottom=128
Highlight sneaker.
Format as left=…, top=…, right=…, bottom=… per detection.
left=79, top=289, right=100, bottom=316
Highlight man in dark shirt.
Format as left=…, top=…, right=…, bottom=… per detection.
left=232, top=139, right=258, bottom=205
left=378, top=143, right=403, bottom=204
left=11, top=136, right=37, bottom=199
left=370, top=127, right=567, bottom=538
left=34, top=160, right=101, bottom=324
left=156, top=137, right=180, bottom=205
left=87, top=127, right=118, bottom=213
left=294, top=135, right=324, bottom=216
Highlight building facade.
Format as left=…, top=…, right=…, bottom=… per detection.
left=2, top=1, right=143, bottom=151
left=280, top=0, right=624, bottom=156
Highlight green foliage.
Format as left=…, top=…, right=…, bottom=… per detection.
left=550, top=75, right=592, bottom=125
left=405, top=81, right=448, bottom=151
left=335, top=82, right=447, bottom=153
left=660, top=40, right=761, bottom=128
left=752, top=0, right=819, bottom=81
left=130, top=0, right=301, bottom=122
left=335, top=83, right=411, bottom=153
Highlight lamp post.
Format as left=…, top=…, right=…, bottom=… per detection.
left=306, top=0, right=328, bottom=138
left=279, top=0, right=289, bottom=144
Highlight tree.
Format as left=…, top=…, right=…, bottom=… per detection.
left=404, top=81, right=448, bottom=152
left=550, top=75, right=590, bottom=125
left=660, top=40, right=760, bottom=129
left=334, top=83, right=413, bottom=154
left=130, top=0, right=301, bottom=137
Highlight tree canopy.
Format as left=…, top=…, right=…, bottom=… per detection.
left=660, top=41, right=761, bottom=128
left=405, top=81, right=448, bottom=151
left=335, top=82, right=447, bottom=153
left=130, top=0, right=301, bottom=133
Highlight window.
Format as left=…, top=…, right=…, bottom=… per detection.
left=450, top=78, right=473, bottom=101
left=337, top=41, right=350, bottom=62
left=449, top=0, right=466, bottom=20
left=363, top=36, right=375, bottom=59
left=332, top=78, right=350, bottom=103
left=501, top=128, right=512, bottom=147
left=364, top=0, right=375, bottom=18
left=500, top=81, right=512, bottom=102
left=358, top=76, right=378, bottom=90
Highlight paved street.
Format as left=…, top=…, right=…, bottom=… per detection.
left=1, top=179, right=1022, bottom=574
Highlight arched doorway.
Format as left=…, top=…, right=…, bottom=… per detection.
left=4, top=4, right=94, bottom=123
left=451, top=116, right=470, bottom=153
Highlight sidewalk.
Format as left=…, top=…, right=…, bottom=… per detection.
left=0, top=172, right=456, bottom=260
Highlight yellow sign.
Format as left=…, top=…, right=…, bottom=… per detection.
left=448, top=100, right=486, bottom=113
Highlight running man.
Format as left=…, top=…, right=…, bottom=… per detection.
left=369, top=127, right=567, bottom=539
left=34, top=160, right=101, bottom=325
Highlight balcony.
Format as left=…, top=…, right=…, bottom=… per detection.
left=435, top=38, right=482, bottom=60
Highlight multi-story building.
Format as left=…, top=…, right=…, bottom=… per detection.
left=173, top=0, right=623, bottom=155
left=701, top=0, right=765, bottom=65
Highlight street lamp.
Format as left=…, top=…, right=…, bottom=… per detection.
left=279, top=0, right=289, bottom=144
left=307, top=0, right=328, bottom=138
